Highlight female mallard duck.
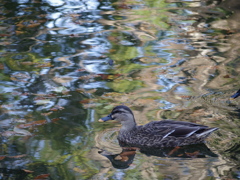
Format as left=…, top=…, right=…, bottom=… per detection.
left=99, top=105, right=218, bottom=148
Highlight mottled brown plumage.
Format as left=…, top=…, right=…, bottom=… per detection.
left=99, top=105, right=218, bottom=148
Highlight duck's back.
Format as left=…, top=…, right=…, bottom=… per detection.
left=118, top=120, right=218, bottom=148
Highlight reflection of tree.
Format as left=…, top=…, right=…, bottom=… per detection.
left=1, top=0, right=240, bottom=179
left=0, top=0, right=113, bottom=179
left=91, top=0, right=240, bottom=179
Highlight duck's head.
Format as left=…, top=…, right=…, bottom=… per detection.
left=98, top=105, right=136, bottom=129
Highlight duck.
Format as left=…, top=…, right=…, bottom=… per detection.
left=98, top=105, right=218, bottom=148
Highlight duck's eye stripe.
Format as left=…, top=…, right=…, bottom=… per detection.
left=113, top=110, right=121, bottom=114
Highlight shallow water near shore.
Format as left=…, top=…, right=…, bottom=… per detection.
left=1, top=0, right=240, bottom=179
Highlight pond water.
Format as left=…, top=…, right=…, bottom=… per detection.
left=1, top=0, right=240, bottom=179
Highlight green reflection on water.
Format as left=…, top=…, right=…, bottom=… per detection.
left=0, top=0, right=240, bottom=179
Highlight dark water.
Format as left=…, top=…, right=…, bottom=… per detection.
left=1, top=0, right=240, bottom=179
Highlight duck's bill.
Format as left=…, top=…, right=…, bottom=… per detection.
left=98, top=114, right=112, bottom=122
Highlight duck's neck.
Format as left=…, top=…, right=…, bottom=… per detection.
left=120, top=115, right=137, bottom=132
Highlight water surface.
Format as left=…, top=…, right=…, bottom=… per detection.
left=0, top=0, right=240, bottom=179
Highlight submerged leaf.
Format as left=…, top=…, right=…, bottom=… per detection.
left=8, top=154, right=27, bottom=158
left=50, top=106, right=65, bottom=111
left=51, top=118, right=60, bottom=123
left=0, top=156, right=6, bottom=160
left=98, top=74, right=122, bottom=80
left=13, top=127, right=32, bottom=136
left=185, top=151, right=200, bottom=158
left=23, top=169, right=34, bottom=173
left=41, top=112, right=53, bottom=116
left=168, top=146, right=180, bottom=156
left=1, top=131, right=16, bottom=137
left=0, top=63, right=4, bottom=69
left=17, top=120, right=47, bottom=128
left=80, top=99, right=91, bottom=104
left=34, top=174, right=50, bottom=180
left=17, top=118, right=59, bottom=129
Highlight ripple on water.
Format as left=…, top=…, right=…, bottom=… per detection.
left=95, top=127, right=122, bottom=154
left=200, top=90, right=240, bottom=111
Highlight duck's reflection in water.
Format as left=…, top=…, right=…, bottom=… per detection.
left=99, top=148, right=137, bottom=169
left=99, top=143, right=218, bottom=169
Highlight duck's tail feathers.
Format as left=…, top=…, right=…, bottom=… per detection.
left=196, top=127, right=218, bottom=138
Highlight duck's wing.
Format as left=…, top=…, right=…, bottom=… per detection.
left=166, top=126, right=207, bottom=137
left=140, top=123, right=174, bottom=136
left=142, top=120, right=215, bottom=138
left=158, top=120, right=209, bottom=128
